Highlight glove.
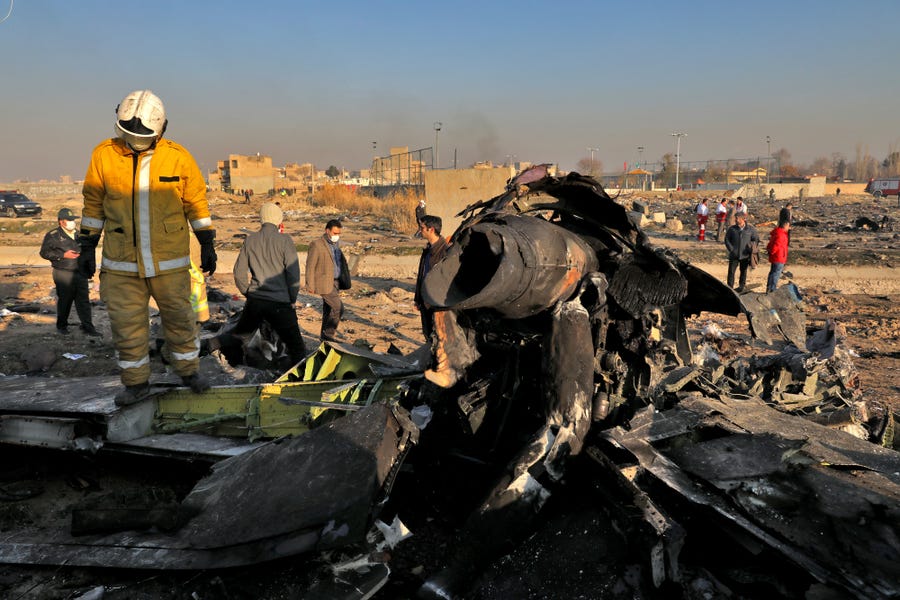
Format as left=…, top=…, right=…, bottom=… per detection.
left=195, top=229, right=217, bottom=276
left=77, top=233, right=100, bottom=278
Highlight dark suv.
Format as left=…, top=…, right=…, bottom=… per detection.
left=0, top=191, right=42, bottom=218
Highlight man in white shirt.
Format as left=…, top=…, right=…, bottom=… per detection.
left=715, top=198, right=729, bottom=241
left=695, top=198, right=709, bottom=241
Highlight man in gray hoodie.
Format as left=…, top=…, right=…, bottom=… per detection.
left=216, top=203, right=306, bottom=365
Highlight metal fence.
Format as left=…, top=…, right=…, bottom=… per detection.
left=370, top=147, right=433, bottom=187
left=597, top=157, right=783, bottom=190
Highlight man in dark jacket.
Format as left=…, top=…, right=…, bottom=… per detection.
left=724, top=213, right=759, bottom=292
left=39, top=208, right=99, bottom=336
left=414, top=215, right=450, bottom=338
left=215, top=203, right=305, bottom=365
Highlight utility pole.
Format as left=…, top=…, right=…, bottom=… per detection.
left=587, top=147, right=599, bottom=175
left=433, top=122, right=442, bottom=170
left=671, top=132, right=687, bottom=190
left=766, top=135, right=771, bottom=183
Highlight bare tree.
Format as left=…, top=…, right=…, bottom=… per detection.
left=576, top=157, right=603, bottom=176
left=808, top=156, right=832, bottom=177
left=853, top=144, right=878, bottom=181
left=831, top=153, right=847, bottom=181
left=657, top=153, right=676, bottom=187
left=882, top=144, right=900, bottom=177
left=772, top=148, right=792, bottom=178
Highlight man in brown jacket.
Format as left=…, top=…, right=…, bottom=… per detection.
left=305, top=219, right=345, bottom=341
left=414, top=215, right=450, bottom=339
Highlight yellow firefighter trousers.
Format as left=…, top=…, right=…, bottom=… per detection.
left=100, top=270, right=198, bottom=385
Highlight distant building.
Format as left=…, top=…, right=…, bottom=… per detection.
left=216, top=153, right=275, bottom=195
left=726, top=168, right=767, bottom=184
left=276, top=162, right=316, bottom=193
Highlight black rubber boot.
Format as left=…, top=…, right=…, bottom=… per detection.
left=114, top=382, right=151, bottom=407
left=181, top=373, right=210, bottom=394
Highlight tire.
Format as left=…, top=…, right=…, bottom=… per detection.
left=5, top=208, right=16, bottom=218
left=874, top=190, right=883, bottom=198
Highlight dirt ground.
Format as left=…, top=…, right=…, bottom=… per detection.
left=0, top=191, right=898, bottom=598
left=2, top=192, right=897, bottom=408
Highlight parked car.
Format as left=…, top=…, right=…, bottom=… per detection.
left=0, top=190, right=42, bottom=218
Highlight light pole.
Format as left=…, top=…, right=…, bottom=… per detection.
left=587, top=147, right=599, bottom=175
left=671, top=132, right=687, bottom=190
left=637, top=146, right=645, bottom=190
left=433, top=122, right=442, bottom=170
left=766, top=136, right=771, bottom=183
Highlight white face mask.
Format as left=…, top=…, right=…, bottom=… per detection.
left=63, top=220, right=77, bottom=231
left=329, top=235, right=340, bottom=243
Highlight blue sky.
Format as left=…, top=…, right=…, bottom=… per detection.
left=1, top=0, right=898, bottom=181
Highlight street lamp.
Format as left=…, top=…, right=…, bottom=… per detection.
left=587, top=147, right=599, bottom=175
left=636, top=146, right=645, bottom=190
left=671, top=132, right=687, bottom=190
left=433, top=122, right=442, bottom=170
left=766, top=136, right=771, bottom=183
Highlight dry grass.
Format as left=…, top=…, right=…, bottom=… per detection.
left=308, top=185, right=421, bottom=232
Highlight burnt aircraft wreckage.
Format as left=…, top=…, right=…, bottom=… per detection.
left=0, top=166, right=897, bottom=599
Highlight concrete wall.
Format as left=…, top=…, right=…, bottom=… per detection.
left=231, top=175, right=274, bottom=195
left=0, top=182, right=82, bottom=198
left=423, top=168, right=513, bottom=233
left=735, top=176, right=826, bottom=201
left=825, top=182, right=867, bottom=195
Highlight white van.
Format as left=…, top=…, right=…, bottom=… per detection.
left=864, top=178, right=900, bottom=198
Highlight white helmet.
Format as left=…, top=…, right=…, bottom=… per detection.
left=114, top=90, right=166, bottom=151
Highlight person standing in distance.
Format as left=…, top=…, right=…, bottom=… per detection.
left=414, top=215, right=450, bottom=339
left=78, top=90, right=217, bottom=406
left=724, top=212, right=758, bottom=293
left=39, top=208, right=100, bottom=336
left=766, top=214, right=791, bottom=293
left=305, top=219, right=347, bottom=341
left=714, top=198, right=729, bottom=242
left=695, top=198, right=709, bottom=242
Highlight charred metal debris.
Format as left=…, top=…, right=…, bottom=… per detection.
left=0, top=168, right=897, bottom=600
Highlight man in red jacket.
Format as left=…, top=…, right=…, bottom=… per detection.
left=766, top=214, right=791, bottom=293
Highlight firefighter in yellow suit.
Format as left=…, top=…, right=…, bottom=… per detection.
left=78, top=90, right=217, bottom=406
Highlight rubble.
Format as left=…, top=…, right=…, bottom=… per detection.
left=0, top=169, right=897, bottom=599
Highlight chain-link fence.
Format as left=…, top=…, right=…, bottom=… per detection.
left=370, top=147, right=433, bottom=187
left=599, top=157, right=783, bottom=191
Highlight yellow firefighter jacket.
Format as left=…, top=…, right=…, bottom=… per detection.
left=81, top=138, right=213, bottom=278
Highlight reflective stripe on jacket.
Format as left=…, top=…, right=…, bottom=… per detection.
left=189, top=260, right=209, bottom=322
left=81, top=138, right=213, bottom=278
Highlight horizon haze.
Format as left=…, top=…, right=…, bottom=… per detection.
left=1, top=1, right=898, bottom=182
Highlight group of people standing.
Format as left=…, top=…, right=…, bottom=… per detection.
left=698, top=195, right=792, bottom=294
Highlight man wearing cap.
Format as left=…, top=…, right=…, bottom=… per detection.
left=219, top=202, right=306, bottom=365
left=78, top=90, right=216, bottom=405
left=39, top=208, right=99, bottom=336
